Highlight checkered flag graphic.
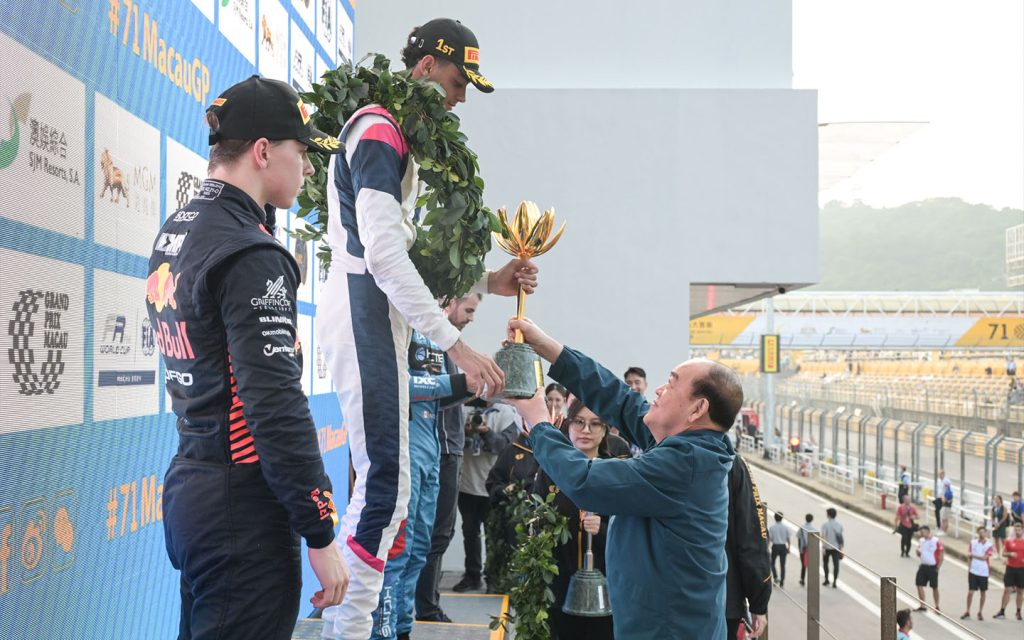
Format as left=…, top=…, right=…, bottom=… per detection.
left=8, top=290, right=64, bottom=396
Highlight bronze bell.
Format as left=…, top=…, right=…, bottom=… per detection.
left=562, top=530, right=612, bottom=617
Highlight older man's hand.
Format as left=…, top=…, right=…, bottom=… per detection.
left=506, top=387, right=552, bottom=434
left=506, top=318, right=563, bottom=362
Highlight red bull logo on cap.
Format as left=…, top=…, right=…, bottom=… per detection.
left=145, top=263, right=179, bottom=313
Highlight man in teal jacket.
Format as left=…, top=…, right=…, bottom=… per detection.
left=506, top=319, right=739, bottom=640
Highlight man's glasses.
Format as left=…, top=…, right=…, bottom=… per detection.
left=569, top=418, right=607, bottom=433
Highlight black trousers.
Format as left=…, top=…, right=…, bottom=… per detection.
left=771, top=544, right=788, bottom=583
left=164, top=458, right=301, bottom=640
left=458, top=492, right=490, bottom=579
left=823, top=549, right=841, bottom=583
left=415, top=453, right=462, bottom=617
left=933, top=497, right=944, bottom=528
left=548, top=608, right=614, bottom=640
left=898, top=524, right=915, bottom=555
left=726, top=618, right=742, bottom=639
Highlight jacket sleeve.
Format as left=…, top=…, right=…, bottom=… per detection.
left=345, top=116, right=460, bottom=349
left=480, top=406, right=519, bottom=453
left=486, top=447, right=516, bottom=503
left=212, top=246, right=336, bottom=549
left=527, top=422, right=685, bottom=517
left=410, top=372, right=467, bottom=402
left=548, top=346, right=656, bottom=451
left=730, top=456, right=772, bottom=615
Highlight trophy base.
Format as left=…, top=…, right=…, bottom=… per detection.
left=494, top=342, right=544, bottom=399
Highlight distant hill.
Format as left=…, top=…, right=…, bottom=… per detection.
left=814, top=198, right=1024, bottom=291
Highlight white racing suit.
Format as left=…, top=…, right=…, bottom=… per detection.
left=316, top=105, right=484, bottom=639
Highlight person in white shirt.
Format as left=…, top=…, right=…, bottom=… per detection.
left=933, top=470, right=951, bottom=529
left=914, top=526, right=943, bottom=611
left=820, top=508, right=844, bottom=587
left=961, top=526, right=994, bottom=621
left=797, top=513, right=816, bottom=587
left=768, top=512, right=791, bottom=587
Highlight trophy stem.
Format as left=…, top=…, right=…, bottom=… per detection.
left=514, top=284, right=526, bottom=343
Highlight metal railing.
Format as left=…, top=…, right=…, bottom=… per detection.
left=767, top=510, right=985, bottom=640
left=746, top=400, right=1024, bottom=499
left=817, top=460, right=857, bottom=494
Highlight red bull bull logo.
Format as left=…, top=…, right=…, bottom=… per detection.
left=145, top=263, right=179, bottom=313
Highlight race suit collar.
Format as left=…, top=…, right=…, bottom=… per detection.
left=198, top=179, right=268, bottom=227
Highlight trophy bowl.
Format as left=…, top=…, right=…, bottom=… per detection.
left=492, top=201, right=565, bottom=399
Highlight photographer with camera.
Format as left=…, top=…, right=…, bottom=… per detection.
left=453, top=401, right=520, bottom=592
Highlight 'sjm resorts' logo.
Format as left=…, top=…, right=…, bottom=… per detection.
left=251, top=276, right=291, bottom=311
left=3, top=92, right=81, bottom=185
left=0, top=93, right=30, bottom=170
left=7, top=290, right=69, bottom=396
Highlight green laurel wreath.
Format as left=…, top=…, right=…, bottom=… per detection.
left=294, top=54, right=498, bottom=303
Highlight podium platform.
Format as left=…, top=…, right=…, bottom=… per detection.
left=292, top=592, right=510, bottom=640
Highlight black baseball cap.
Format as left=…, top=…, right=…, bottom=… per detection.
left=206, top=75, right=342, bottom=154
left=411, top=18, right=494, bottom=93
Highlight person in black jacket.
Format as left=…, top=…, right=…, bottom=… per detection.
left=149, top=76, right=349, bottom=639
left=725, top=454, right=772, bottom=639
left=533, top=399, right=615, bottom=640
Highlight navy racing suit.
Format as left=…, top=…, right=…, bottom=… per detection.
left=146, top=179, right=338, bottom=639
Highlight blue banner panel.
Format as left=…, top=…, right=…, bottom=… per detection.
left=0, top=1, right=354, bottom=637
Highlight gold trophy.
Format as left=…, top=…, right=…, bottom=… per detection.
left=493, top=201, right=565, bottom=398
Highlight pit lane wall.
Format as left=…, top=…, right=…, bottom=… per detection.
left=0, top=1, right=354, bottom=636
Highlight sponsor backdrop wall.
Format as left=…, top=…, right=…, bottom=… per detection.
left=0, top=1, right=354, bottom=636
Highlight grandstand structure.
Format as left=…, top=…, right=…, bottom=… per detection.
left=696, top=291, right=1024, bottom=435
left=729, top=290, right=1024, bottom=317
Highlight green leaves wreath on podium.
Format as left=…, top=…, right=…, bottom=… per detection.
left=294, top=54, right=498, bottom=303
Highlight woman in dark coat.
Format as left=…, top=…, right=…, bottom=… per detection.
left=533, top=399, right=615, bottom=640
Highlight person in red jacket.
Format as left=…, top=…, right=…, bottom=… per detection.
left=995, top=520, right=1024, bottom=620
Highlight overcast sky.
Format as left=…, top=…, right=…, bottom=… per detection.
left=794, top=0, right=1024, bottom=209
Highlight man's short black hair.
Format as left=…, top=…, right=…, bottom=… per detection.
left=826, top=508, right=837, bottom=519
left=896, top=609, right=911, bottom=628
left=805, top=513, right=814, bottom=523
left=919, top=525, right=930, bottom=532
left=624, top=366, right=646, bottom=380
left=691, top=362, right=744, bottom=430
left=774, top=513, right=783, bottom=522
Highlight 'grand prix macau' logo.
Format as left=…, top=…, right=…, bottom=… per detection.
left=8, top=289, right=69, bottom=396
left=0, top=93, right=31, bottom=170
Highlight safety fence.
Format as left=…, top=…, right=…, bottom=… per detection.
left=760, top=375, right=1024, bottom=432
left=741, top=401, right=1024, bottom=511
left=737, top=429, right=1017, bottom=543
left=765, top=510, right=985, bottom=640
